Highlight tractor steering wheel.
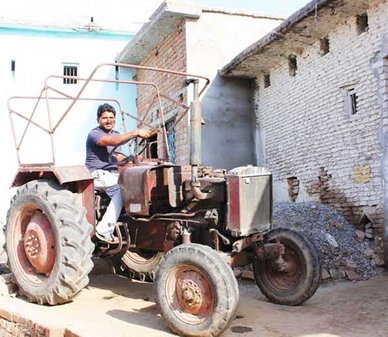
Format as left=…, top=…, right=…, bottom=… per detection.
left=108, top=135, right=149, bottom=166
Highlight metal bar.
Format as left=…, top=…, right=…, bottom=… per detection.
left=140, top=93, right=158, bottom=125
left=155, top=91, right=171, bottom=160
left=9, top=110, right=51, bottom=134
left=8, top=62, right=210, bottom=166
left=122, top=111, right=155, bottom=129
left=44, top=86, right=56, bottom=165
left=13, top=88, right=46, bottom=156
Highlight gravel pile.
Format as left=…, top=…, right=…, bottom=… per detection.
left=273, top=201, right=383, bottom=280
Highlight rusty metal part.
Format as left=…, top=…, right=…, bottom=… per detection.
left=23, top=213, right=56, bottom=274
left=77, top=180, right=96, bottom=232
left=232, top=238, right=250, bottom=253
left=98, top=223, right=130, bottom=256
left=14, top=206, right=56, bottom=284
left=204, top=209, right=219, bottom=225
left=254, top=242, right=286, bottom=261
left=128, top=221, right=167, bottom=251
left=191, top=182, right=210, bottom=200
left=182, top=228, right=191, bottom=244
left=12, top=165, right=92, bottom=187
left=189, top=79, right=210, bottom=201
left=166, top=265, right=214, bottom=321
left=165, top=221, right=182, bottom=242
left=209, top=229, right=230, bottom=245
left=231, top=233, right=265, bottom=253
left=189, top=79, right=202, bottom=167
left=120, top=165, right=192, bottom=216
left=260, top=244, right=301, bottom=291
left=211, top=230, right=220, bottom=251
left=129, top=209, right=207, bottom=223
left=230, top=240, right=286, bottom=269
left=230, top=250, right=251, bottom=268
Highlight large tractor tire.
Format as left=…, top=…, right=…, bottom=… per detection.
left=253, top=228, right=321, bottom=306
left=119, top=249, right=164, bottom=281
left=155, top=243, right=239, bottom=337
left=5, top=179, right=94, bottom=305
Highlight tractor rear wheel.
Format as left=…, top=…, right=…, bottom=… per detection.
left=119, top=249, right=164, bottom=281
left=5, top=179, right=94, bottom=305
left=155, top=243, right=239, bottom=337
left=253, top=228, right=321, bottom=306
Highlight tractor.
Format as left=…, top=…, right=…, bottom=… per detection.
left=6, top=63, right=321, bottom=337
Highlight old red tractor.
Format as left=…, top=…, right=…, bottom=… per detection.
left=6, top=63, right=321, bottom=337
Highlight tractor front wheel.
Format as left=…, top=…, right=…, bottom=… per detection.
left=155, top=243, right=239, bottom=337
left=253, top=228, right=321, bottom=306
left=5, top=179, right=94, bottom=305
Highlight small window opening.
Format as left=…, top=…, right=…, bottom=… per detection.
left=347, top=88, right=358, bottom=115
left=320, top=37, right=330, bottom=55
left=179, top=93, right=184, bottom=103
left=264, top=74, right=271, bottom=88
left=356, top=13, right=368, bottom=34
left=11, top=59, right=16, bottom=72
left=288, top=55, right=297, bottom=76
left=63, top=64, right=78, bottom=84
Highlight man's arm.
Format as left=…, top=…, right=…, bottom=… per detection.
left=97, top=129, right=151, bottom=147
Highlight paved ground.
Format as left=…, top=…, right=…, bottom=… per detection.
left=1, top=269, right=388, bottom=337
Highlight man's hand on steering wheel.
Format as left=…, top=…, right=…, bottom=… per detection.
left=137, top=128, right=152, bottom=138
left=108, top=128, right=154, bottom=166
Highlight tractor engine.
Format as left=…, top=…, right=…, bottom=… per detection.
left=118, top=164, right=272, bottom=242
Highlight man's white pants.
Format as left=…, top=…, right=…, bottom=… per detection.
left=92, top=170, right=123, bottom=236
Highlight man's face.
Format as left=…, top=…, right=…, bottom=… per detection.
left=98, top=111, right=116, bottom=132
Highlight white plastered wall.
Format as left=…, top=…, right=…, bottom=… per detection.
left=0, top=29, right=136, bottom=226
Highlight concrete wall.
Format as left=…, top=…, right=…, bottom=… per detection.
left=0, top=26, right=135, bottom=224
left=252, top=1, right=388, bottom=258
left=185, top=11, right=282, bottom=169
left=201, top=76, right=255, bottom=169
left=134, top=10, right=282, bottom=167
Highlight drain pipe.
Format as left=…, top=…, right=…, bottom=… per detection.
left=188, top=78, right=208, bottom=200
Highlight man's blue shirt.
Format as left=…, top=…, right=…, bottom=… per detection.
left=85, top=126, right=119, bottom=172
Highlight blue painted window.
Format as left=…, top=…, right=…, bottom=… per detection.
left=166, top=120, right=176, bottom=164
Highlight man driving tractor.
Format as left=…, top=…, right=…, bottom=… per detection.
left=85, top=103, right=151, bottom=242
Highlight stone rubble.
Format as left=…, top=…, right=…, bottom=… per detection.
left=273, top=201, right=384, bottom=281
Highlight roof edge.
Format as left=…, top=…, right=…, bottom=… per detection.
left=220, top=0, right=334, bottom=76
left=117, top=0, right=202, bottom=64
left=202, top=7, right=284, bottom=21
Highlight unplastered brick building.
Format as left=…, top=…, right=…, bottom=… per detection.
left=118, top=0, right=283, bottom=168
left=221, top=0, right=388, bottom=264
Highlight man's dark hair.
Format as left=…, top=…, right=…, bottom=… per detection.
left=97, top=103, right=116, bottom=118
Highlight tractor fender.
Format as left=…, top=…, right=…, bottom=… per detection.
left=11, top=165, right=93, bottom=187
left=11, top=165, right=96, bottom=227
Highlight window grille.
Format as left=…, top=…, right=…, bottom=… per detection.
left=63, top=64, right=78, bottom=84
left=348, top=88, right=358, bottom=115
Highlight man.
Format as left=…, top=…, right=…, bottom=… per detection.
left=86, top=103, right=151, bottom=242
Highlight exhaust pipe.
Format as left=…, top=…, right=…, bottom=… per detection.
left=188, top=78, right=208, bottom=200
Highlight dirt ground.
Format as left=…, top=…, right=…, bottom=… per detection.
left=1, top=270, right=388, bottom=337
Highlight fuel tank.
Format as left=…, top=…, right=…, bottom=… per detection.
left=119, top=164, right=191, bottom=216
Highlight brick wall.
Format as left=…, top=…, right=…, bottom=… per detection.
left=0, top=313, right=76, bottom=337
left=254, top=2, right=388, bottom=251
left=136, top=22, right=189, bottom=164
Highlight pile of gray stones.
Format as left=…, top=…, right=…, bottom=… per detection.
left=273, top=201, right=384, bottom=281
